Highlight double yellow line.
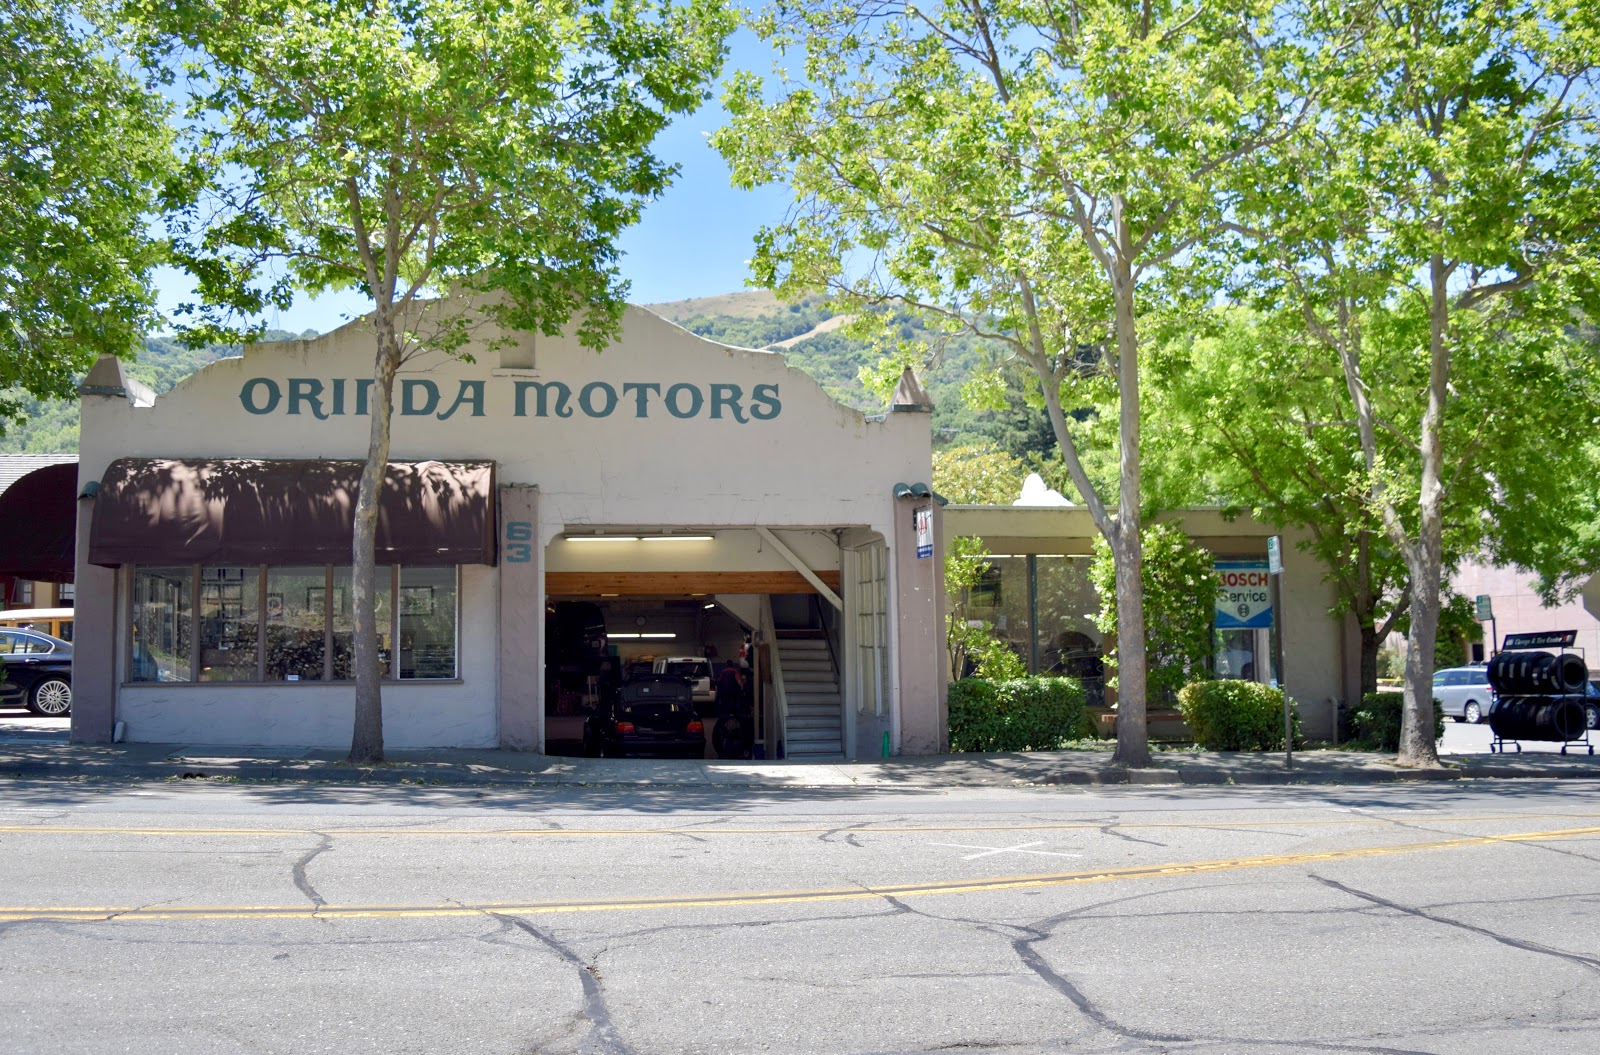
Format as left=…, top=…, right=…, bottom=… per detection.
left=3, top=824, right=1595, bottom=923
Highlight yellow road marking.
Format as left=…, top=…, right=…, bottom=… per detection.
left=3, top=812, right=1598, bottom=840
left=2, top=824, right=1595, bottom=923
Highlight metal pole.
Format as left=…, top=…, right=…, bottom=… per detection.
left=1271, top=569, right=1290, bottom=769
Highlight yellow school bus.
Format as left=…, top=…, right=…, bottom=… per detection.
left=0, top=607, right=75, bottom=642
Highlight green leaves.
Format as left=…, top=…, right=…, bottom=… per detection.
left=137, top=0, right=733, bottom=347
left=1, top=1, right=177, bottom=430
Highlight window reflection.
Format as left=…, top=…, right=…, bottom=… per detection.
left=399, top=566, right=456, bottom=679
left=199, top=566, right=258, bottom=682
left=265, top=566, right=326, bottom=681
left=131, top=566, right=193, bottom=683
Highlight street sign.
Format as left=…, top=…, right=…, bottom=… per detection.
left=1267, top=536, right=1283, bottom=575
left=1474, top=594, right=1493, bottom=621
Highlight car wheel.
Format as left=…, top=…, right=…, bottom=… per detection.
left=27, top=677, right=72, bottom=717
left=1586, top=704, right=1600, bottom=731
left=1464, top=700, right=1482, bottom=725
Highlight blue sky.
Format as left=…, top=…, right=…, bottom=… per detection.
left=152, top=29, right=793, bottom=336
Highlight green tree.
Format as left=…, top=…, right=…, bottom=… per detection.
left=932, top=444, right=1026, bottom=506
left=1, top=0, right=175, bottom=434
left=717, top=0, right=1307, bottom=766
left=1231, top=0, right=1600, bottom=766
left=136, top=0, right=732, bottom=761
left=1089, top=522, right=1219, bottom=706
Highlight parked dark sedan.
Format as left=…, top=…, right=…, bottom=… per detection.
left=0, top=628, right=72, bottom=716
left=583, top=675, right=703, bottom=758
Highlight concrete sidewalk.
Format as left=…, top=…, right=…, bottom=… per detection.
left=2, top=732, right=1598, bottom=788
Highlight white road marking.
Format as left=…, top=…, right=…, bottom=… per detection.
left=931, top=840, right=1083, bottom=860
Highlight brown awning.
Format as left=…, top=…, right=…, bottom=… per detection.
left=0, top=462, right=79, bottom=582
left=89, top=459, right=496, bottom=567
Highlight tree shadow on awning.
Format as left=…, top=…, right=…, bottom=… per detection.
left=88, top=459, right=497, bottom=567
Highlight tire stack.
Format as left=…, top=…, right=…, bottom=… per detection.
left=1485, top=651, right=1589, bottom=743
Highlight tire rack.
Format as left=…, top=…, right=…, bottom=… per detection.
left=1489, top=643, right=1593, bottom=756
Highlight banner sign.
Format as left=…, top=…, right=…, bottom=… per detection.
left=914, top=507, right=933, bottom=559
left=1216, top=560, right=1273, bottom=630
left=1502, top=630, right=1577, bottom=649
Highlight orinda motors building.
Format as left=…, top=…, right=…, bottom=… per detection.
left=70, top=304, right=949, bottom=756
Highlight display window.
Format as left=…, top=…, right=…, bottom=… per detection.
left=128, top=564, right=458, bottom=683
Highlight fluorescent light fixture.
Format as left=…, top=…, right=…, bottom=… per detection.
left=639, top=534, right=714, bottom=542
left=638, top=632, right=676, bottom=639
left=608, top=632, right=677, bottom=639
left=566, top=535, right=641, bottom=543
left=703, top=603, right=716, bottom=610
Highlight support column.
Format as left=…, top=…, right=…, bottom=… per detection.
left=497, top=484, right=542, bottom=750
left=70, top=490, right=116, bottom=744
left=892, top=497, right=947, bottom=754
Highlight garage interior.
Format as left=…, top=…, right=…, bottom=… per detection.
left=541, top=527, right=881, bottom=761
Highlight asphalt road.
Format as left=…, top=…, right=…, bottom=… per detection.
left=3, top=776, right=1600, bottom=1054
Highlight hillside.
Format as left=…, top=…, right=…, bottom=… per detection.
left=0, top=331, right=308, bottom=454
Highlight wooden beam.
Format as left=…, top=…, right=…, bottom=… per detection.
left=756, top=527, right=844, bottom=610
left=545, top=570, right=842, bottom=597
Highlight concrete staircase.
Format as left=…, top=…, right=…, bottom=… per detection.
left=778, top=636, right=843, bottom=759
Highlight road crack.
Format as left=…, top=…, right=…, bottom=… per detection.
left=495, top=914, right=635, bottom=1055
left=291, top=833, right=333, bottom=909
left=1312, top=875, right=1600, bottom=975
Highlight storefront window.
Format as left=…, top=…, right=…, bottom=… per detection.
left=1033, top=555, right=1105, bottom=705
left=130, top=563, right=455, bottom=684
left=199, top=566, right=259, bottom=682
left=965, top=556, right=1031, bottom=672
left=131, top=566, right=193, bottom=682
left=399, top=566, right=456, bottom=679
left=265, top=566, right=327, bottom=681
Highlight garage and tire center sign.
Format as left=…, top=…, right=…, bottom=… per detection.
left=1216, top=560, right=1273, bottom=629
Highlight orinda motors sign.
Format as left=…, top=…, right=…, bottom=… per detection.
left=1216, top=560, right=1273, bottom=630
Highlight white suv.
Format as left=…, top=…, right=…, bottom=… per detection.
left=651, top=657, right=715, bottom=708
left=1432, top=665, right=1493, bottom=724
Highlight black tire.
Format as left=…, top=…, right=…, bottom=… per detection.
left=26, top=677, right=72, bottom=717
left=1464, top=700, right=1482, bottom=725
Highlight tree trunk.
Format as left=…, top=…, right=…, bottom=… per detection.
left=1107, top=223, right=1150, bottom=769
left=1396, top=255, right=1451, bottom=768
left=348, top=316, right=402, bottom=765
left=1358, top=621, right=1379, bottom=700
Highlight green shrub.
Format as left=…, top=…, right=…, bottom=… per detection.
left=1347, top=692, right=1445, bottom=751
left=1177, top=680, right=1300, bottom=751
left=948, top=676, right=1093, bottom=752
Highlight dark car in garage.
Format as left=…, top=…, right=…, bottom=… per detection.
left=583, top=674, right=703, bottom=758
left=0, top=628, right=72, bottom=716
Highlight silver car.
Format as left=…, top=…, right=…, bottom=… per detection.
left=1432, top=665, right=1493, bottom=724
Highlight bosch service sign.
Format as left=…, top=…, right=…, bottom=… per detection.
left=1215, top=560, right=1273, bottom=629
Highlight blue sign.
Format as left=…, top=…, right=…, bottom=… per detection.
left=1216, top=560, right=1273, bottom=629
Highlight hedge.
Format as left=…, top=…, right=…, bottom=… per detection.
left=1176, top=680, right=1300, bottom=751
left=948, top=677, right=1093, bottom=752
left=1348, top=692, right=1445, bottom=751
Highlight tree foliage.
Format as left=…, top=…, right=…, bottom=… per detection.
left=1089, top=522, right=1219, bottom=706
left=1229, top=0, right=1600, bottom=765
left=717, top=0, right=1306, bottom=765
left=134, top=0, right=733, bottom=760
left=0, top=0, right=175, bottom=434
